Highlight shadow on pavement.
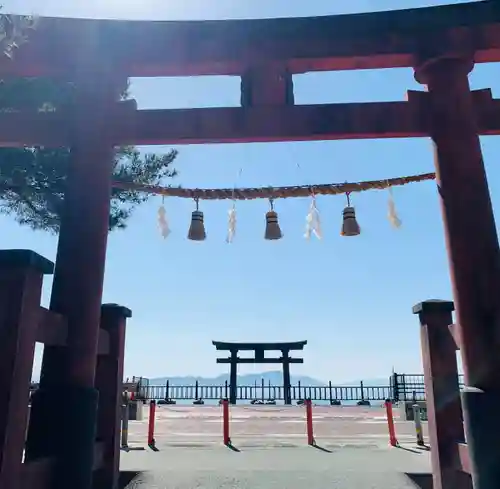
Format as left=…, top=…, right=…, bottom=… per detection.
left=416, top=445, right=431, bottom=451
left=225, top=442, right=241, bottom=452
left=311, top=443, right=332, bottom=453
left=121, top=446, right=146, bottom=453
left=397, top=445, right=423, bottom=454
left=405, top=473, right=433, bottom=489
left=119, top=471, right=143, bottom=489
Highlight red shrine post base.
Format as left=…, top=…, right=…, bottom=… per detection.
left=1, top=2, right=500, bottom=489
left=414, top=298, right=500, bottom=489
left=0, top=249, right=132, bottom=489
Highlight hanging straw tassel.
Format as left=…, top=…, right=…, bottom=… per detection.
left=304, top=194, right=322, bottom=240
left=387, top=187, right=402, bottom=229
left=265, top=199, right=282, bottom=240
left=157, top=198, right=171, bottom=239
left=341, top=192, right=361, bottom=237
left=226, top=204, right=237, bottom=243
left=188, top=198, right=206, bottom=241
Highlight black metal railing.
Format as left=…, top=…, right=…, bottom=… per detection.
left=391, top=373, right=465, bottom=402
left=128, top=372, right=466, bottom=403
left=132, top=378, right=393, bottom=403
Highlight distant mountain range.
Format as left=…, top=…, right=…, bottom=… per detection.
left=146, top=371, right=390, bottom=387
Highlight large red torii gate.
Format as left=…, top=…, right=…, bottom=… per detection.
left=0, top=2, right=499, bottom=489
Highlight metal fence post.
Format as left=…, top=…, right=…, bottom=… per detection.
left=392, top=372, right=400, bottom=402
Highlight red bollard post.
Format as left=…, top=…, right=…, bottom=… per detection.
left=148, top=400, right=159, bottom=451
left=222, top=399, right=230, bottom=445
left=305, top=398, right=315, bottom=445
left=385, top=399, right=398, bottom=447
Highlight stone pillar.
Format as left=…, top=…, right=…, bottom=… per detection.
left=25, top=49, right=124, bottom=489
left=282, top=351, right=292, bottom=405
left=413, top=300, right=471, bottom=489
left=229, top=351, right=238, bottom=405
left=415, top=55, right=500, bottom=489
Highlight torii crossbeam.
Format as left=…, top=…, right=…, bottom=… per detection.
left=212, top=341, right=307, bottom=405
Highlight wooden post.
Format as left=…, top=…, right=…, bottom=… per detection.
left=0, top=250, right=53, bottom=489
left=93, top=304, right=132, bottom=489
left=229, top=351, right=238, bottom=405
left=282, top=351, right=292, bottom=405
left=413, top=300, right=471, bottom=489
left=414, top=54, right=500, bottom=489
left=25, top=41, right=125, bottom=489
left=240, top=66, right=294, bottom=107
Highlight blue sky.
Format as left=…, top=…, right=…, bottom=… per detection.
left=3, top=0, right=490, bottom=383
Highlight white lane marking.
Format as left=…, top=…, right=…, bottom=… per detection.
left=165, top=433, right=418, bottom=439
left=204, top=419, right=245, bottom=423
left=170, top=433, right=224, bottom=437
left=279, top=419, right=324, bottom=423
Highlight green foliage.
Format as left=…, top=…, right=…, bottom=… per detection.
left=0, top=78, right=178, bottom=233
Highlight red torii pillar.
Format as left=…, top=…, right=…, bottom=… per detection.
left=25, top=52, right=125, bottom=489
left=414, top=55, right=500, bottom=489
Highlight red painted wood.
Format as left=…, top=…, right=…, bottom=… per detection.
left=0, top=251, right=53, bottom=489
left=29, top=53, right=126, bottom=488
left=419, top=56, right=500, bottom=393
left=93, top=305, right=131, bottom=489
left=1, top=2, right=499, bottom=78
left=414, top=300, right=471, bottom=489
left=21, top=457, right=55, bottom=489
left=3, top=97, right=500, bottom=148
left=457, top=443, right=472, bottom=475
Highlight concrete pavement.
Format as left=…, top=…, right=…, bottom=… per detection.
left=120, top=405, right=432, bottom=488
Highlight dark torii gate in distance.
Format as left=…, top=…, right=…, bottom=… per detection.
left=212, top=341, right=307, bottom=405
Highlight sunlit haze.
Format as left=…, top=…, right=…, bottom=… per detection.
left=3, top=0, right=483, bottom=382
